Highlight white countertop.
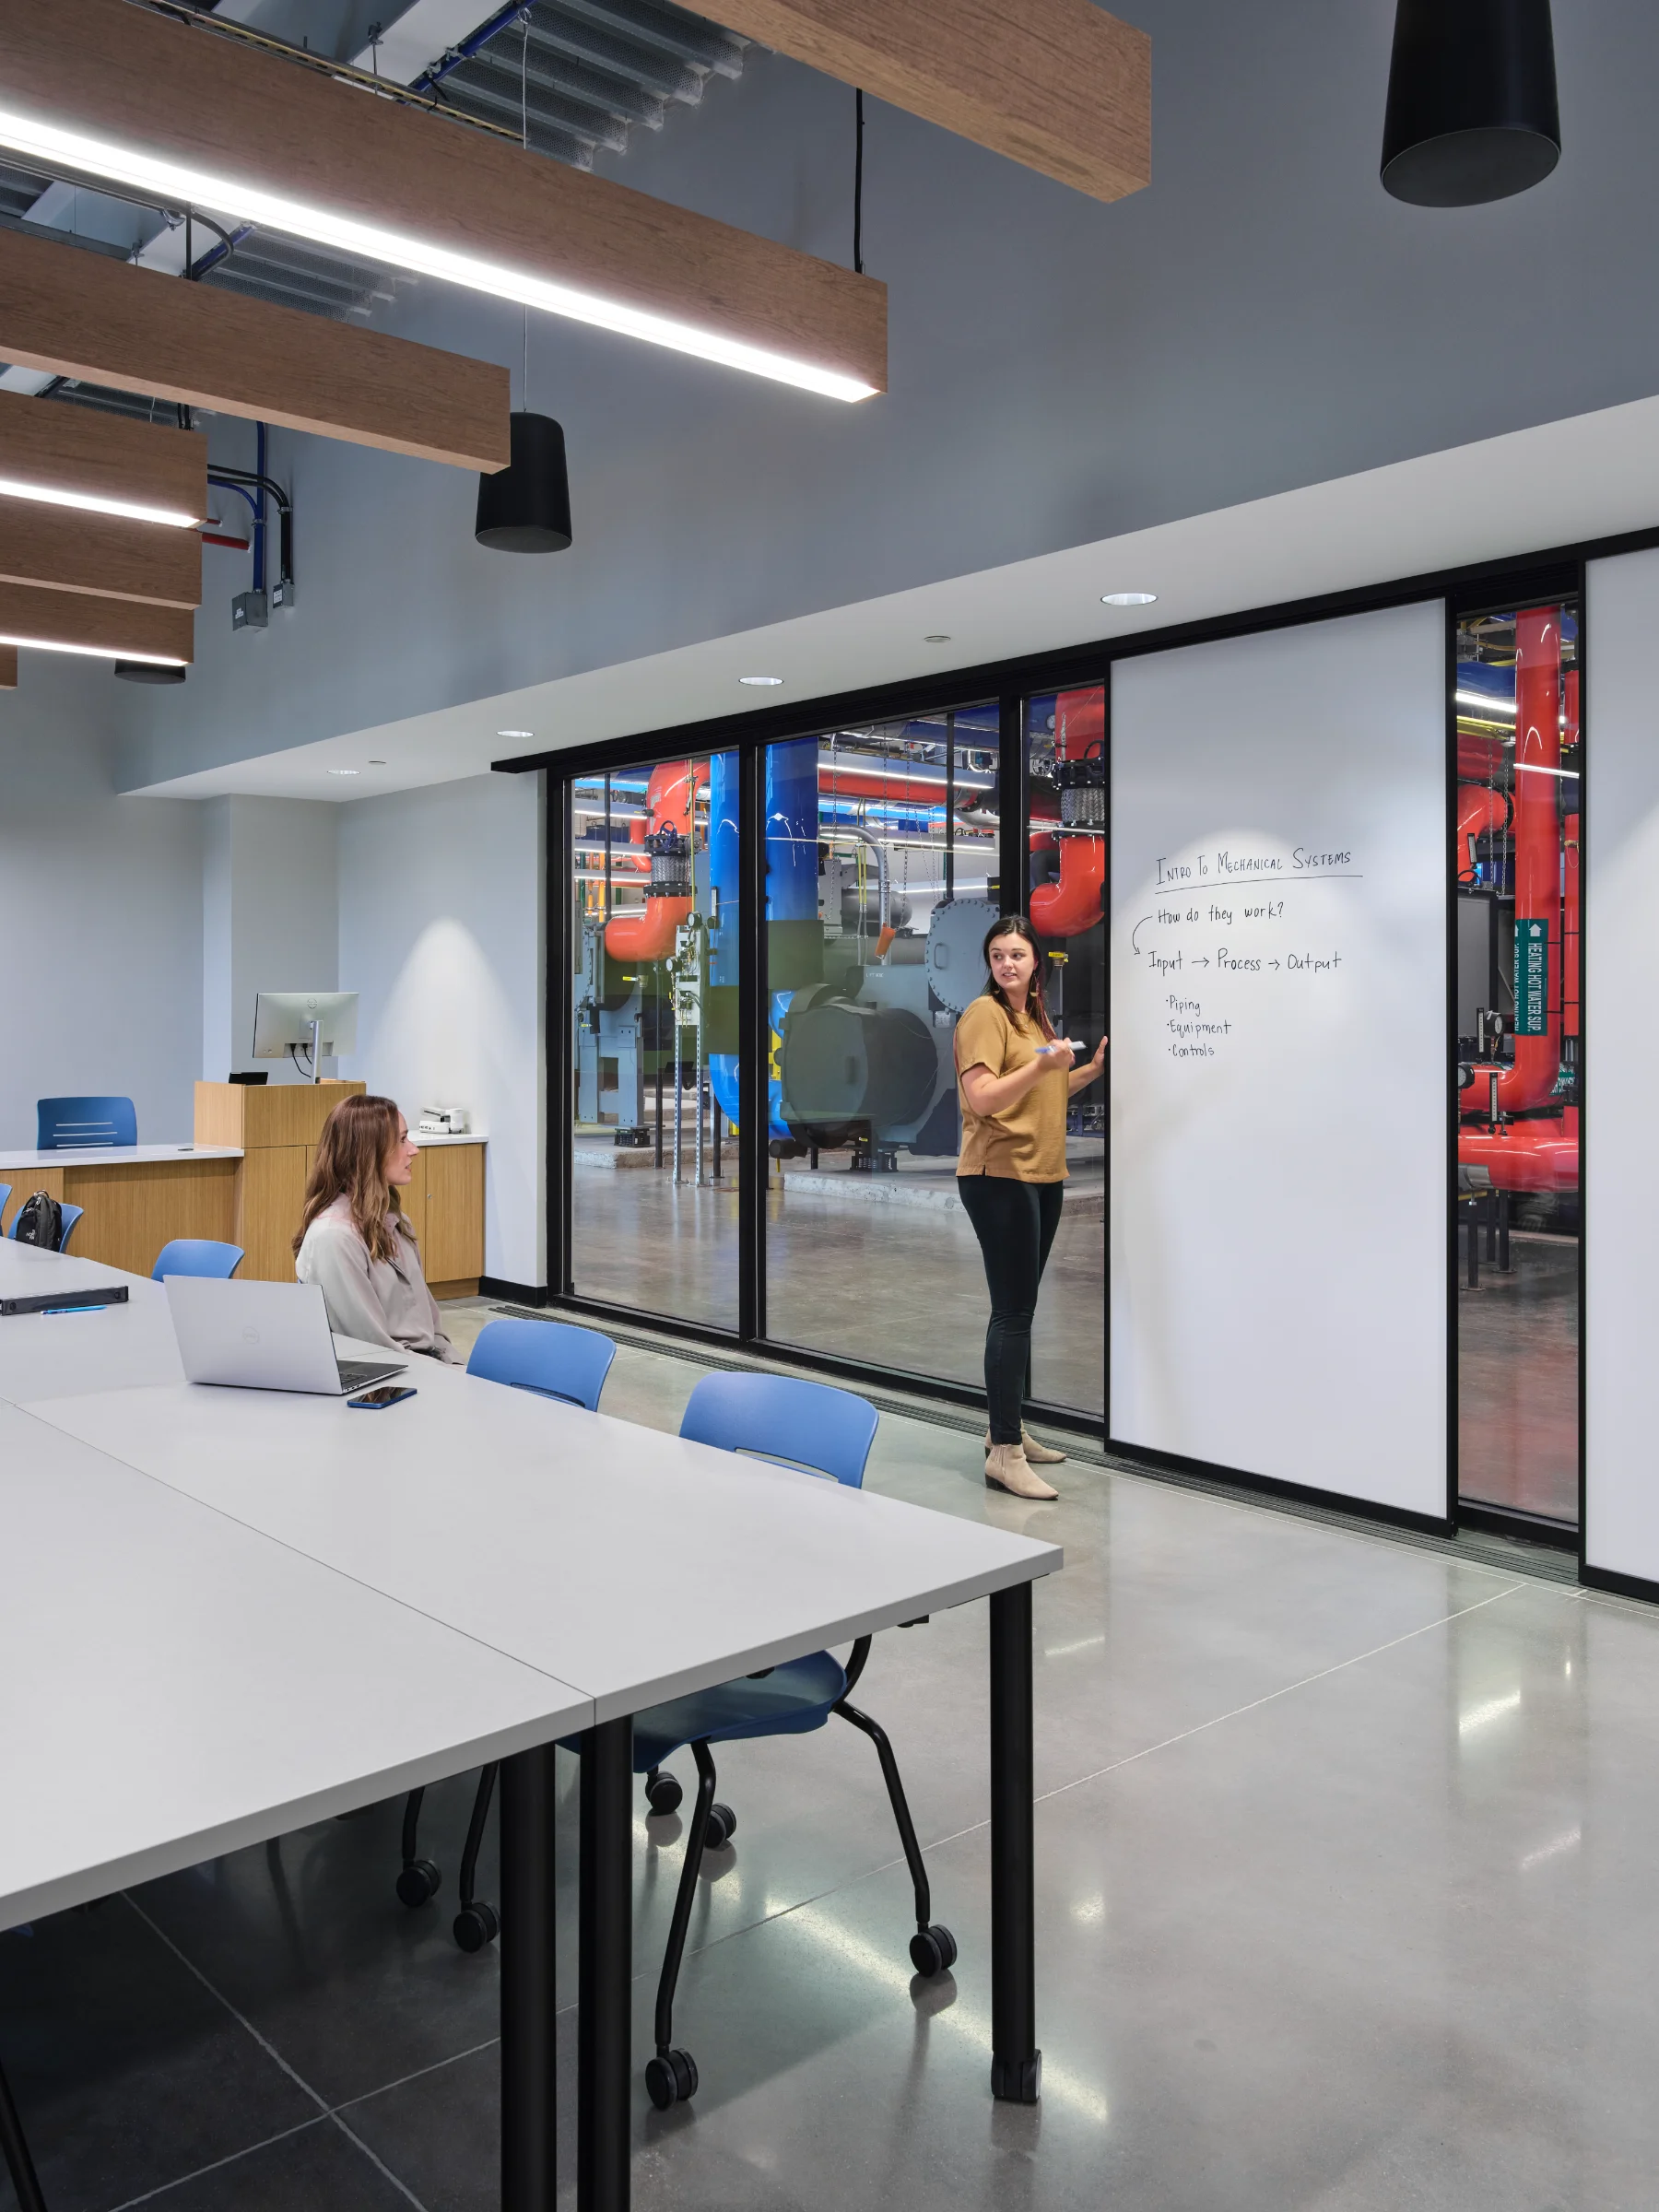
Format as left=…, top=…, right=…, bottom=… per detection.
left=0, top=1402, right=590, bottom=1930
left=0, top=1144, right=242, bottom=1171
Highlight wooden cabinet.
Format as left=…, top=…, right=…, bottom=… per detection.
left=194, top=1080, right=365, bottom=1282
left=418, top=1142, right=485, bottom=1294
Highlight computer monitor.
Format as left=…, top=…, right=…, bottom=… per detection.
left=252, top=991, right=359, bottom=1082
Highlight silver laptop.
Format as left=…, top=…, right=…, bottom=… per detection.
left=165, top=1276, right=406, bottom=1396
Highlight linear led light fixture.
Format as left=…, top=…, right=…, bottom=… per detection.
left=0, top=630, right=184, bottom=664
left=0, top=471, right=199, bottom=528
left=0, top=110, right=878, bottom=406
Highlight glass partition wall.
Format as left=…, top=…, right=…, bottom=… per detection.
left=569, top=749, right=743, bottom=1330
left=558, top=693, right=1110, bottom=1426
left=1454, top=601, right=1582, bottom=1529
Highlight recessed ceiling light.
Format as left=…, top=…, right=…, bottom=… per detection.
left=327, top=767, right=359, bottom=777
left=740, top=675, right=784, bottom=687
left=0, top=112, right=878, bottom=405
left=924, top=633, right=951, bottom=643
left=1102, top=591, right=1158, bottom=607
left=497, top=728, right=535, bottom=739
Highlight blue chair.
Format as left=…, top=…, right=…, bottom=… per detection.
left=8, top=1199, right=82, bottom=1253
left=633, top=1372, right=952, bottom=2111
left=465, top=1316, right=616, bottom=1407
left=153, top=1239, right=244, bottom=1281
left=36, top=1096, right=136, bottom=1149
left=397, top=1317, right=618, bottom=1948
left=0, top=1184, right=10, bottom=1227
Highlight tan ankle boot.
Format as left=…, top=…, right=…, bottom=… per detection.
left=984, top=1442, right=1059, bottom=1500
left=985, top=1425, right=1067, bottom=1466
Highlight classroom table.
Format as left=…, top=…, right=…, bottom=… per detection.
left=0, top=1399, right=591, bottom=2210
left=0, top=1244, right=182, bottom=1400
left=15, top=1264, right=1063, bottom=2212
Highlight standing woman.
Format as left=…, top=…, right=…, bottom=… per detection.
left=294, top=1093, right=462, bottom=1364
left=955, top=915, right=1105, bottom=1498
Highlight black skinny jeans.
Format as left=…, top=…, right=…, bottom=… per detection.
left=956, top=1173, right=1065, bottom=1445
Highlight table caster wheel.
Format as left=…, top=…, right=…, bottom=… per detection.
left=645, top=2047, right=698, bottom=2110
left=395, top=1859, right=441, bottom=1908
left=645, top=1771, right=682, bottom=1817
left=453, top=1900, right=500, bottom=1952
left=909, top=1924, right=958, bottom=1977
left=703, top=1803, right=736, bottom=1850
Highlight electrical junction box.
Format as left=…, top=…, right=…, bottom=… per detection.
left=231, top=589, right=269, bottom=630
left=418, top=1106, right=469, bottom=1135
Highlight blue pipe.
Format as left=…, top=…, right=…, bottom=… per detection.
left=253, top=423, right=267, bottom=596
left=709, top=739, right=820, bottom=1138
left=412, top=2, right=529, bottom=92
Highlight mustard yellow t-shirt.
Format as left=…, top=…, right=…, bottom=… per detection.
left=954, top=996, right=1068, bottom=1182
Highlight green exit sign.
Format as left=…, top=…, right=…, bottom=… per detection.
left=1514, top=917, right=1549, bottom=1036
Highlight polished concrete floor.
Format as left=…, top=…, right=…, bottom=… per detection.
left=1458, top=1230, right=1580, bottom=1524
left=571, top=1159, right=1107, bottom=1416
left=6, top=1322, right=1649, bottom=2211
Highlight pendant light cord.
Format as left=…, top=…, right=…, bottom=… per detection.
left=853, top=88, right=865, bottom=275
left=521, top=7, right=531, bottom=408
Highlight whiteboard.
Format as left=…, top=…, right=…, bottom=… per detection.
left=1584, top=550, right=1658, bottom=1581
left=1110, top=603, right=1447, bottom=1516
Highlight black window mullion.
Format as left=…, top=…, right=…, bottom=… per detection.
left=738, top=740, right=765, bottom=1343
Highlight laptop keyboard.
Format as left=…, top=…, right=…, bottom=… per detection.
left=336, top=1359, right=406, bottom=1392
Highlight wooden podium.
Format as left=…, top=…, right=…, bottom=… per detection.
left=194, top=1080, right=365, bottom=1283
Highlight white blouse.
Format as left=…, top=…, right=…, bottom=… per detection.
left=295, top=1194, right=462, bottom=1364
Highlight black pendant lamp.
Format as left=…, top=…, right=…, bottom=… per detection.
left=1381, top=0, right=1560, bottom=206
left=475, top=410, right=572, bottom=554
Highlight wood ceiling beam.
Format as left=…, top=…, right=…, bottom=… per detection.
left=0, top=0, right=886, bottom=401
left=696, top=0, right=1151, bottom=203
left=0, top=579, right=192, bottom=663
left=0, top=499, right=201, bottom=606
left=0, top=389, right=206, bottom=523
left=0, top=227, right=510, bottom=471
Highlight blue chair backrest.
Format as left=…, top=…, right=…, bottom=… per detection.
left=37, top=1096, right=136, bottom=1149
left=153, top=1239, right=243, bottom=1281
left=0, top=1184, right=9, bottom=1222
left=679, top=1371, right=878, bottom=1488
left=466, top=1317, right=617, bottom=1411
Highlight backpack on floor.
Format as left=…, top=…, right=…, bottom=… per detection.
left=13, top=1191, right=63, bottom=1249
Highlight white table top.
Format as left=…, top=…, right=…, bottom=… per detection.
left=29, top=1360, right=1062, bottom=1724
left=0, top=1143, right=243, bottom=1171
left=0, top=1403, right=590, bottom=1932
left=0, top=1257, right=185, bottom=1400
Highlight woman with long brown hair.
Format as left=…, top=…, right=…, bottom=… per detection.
left=955, top=914, right=1105, bottom=1498
left=293, top=1093, right=460, bottom=1363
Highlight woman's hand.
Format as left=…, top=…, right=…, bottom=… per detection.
left=1068, top=1036, right=1107, bottom=1094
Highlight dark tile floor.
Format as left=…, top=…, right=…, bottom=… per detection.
left=7, top=1334, right=1647, bottom=2212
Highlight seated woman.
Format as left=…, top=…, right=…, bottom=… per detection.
left=294, top=1093, right=461, bottom=1363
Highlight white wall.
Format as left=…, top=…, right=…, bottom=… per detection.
left=202, top=796, right=339, bottom=1081
left=337, top=771, right=545, bottom=1288
left=1584, top=549, right=1658, bottom=1581
left=1110, top=604, right=1448, bottom=1519
left=0, top=658, right=203, bottom=1150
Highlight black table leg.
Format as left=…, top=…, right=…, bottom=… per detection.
left=0, top=2051, right=48, bottom=2212
left=989, top=1581, right=1041, bottom=2103
left=580, top=1717, right=633, bottom=2212
left=501, top=1744, right=559, bottom=2212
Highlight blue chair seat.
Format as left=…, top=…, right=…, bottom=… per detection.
left=633, top=1650, right=848, bottom=1768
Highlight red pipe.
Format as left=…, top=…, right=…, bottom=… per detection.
left=1458, top=1110, right=1579, bottom=1194
left=1456, top=784, right=1509, bottom=884
left=1562, top=669, right=1580, bottom=1041
left=605, top=759, right=696, bottom=960
left=1030, top=688, right=1105, bottom=937
left=1492, top=609, right=1562, bottom=1113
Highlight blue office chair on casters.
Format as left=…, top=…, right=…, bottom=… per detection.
left=394, top=1317, right=619, bottom=1950
left=635, top=1371, right=956, bottom=2112
left=153, top=1239, right=244, bottom=1280
left=36, top=1096, right=136, bottom=1149
left=7, top=1200, right=83, bottom=1252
